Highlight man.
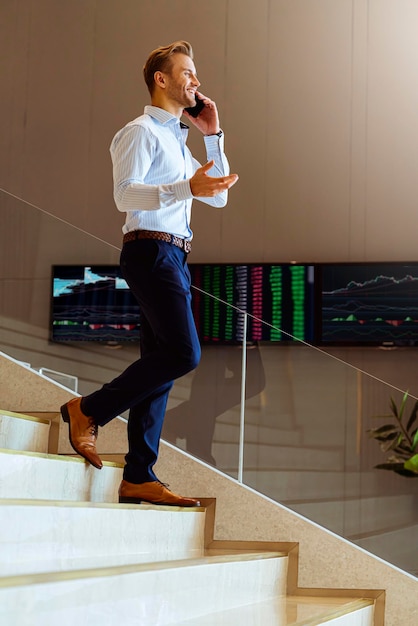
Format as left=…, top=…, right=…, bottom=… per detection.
left=60, top=41, right=238, bottom=507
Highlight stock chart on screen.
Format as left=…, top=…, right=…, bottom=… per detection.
left=189, top=263, right=315, bottom=344
left=319, top=263, right=418, bottom=345
left=51, top=265, right=140, bottom=342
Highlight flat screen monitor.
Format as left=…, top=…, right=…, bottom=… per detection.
left=50, top=263, right=316, bottom=345
left=189, top=263, right=316, bottom=344
left=318, top=262, right=418, bottom=346
left=51, top=265, right=140, bottom=343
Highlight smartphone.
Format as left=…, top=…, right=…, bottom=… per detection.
left=185, top=95, right=205, bottom=118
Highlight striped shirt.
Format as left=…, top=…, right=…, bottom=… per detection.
left=110, top=105, right=230, bottom=239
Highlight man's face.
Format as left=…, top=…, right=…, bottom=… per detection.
left=163, top=53, right=200, bottom=108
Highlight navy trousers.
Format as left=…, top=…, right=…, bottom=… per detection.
left=82, top=238, right=201, bottom=483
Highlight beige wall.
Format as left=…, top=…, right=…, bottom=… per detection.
left=2, top=0, right=418, bottom=264
left=2, top=0, right=418, bottom=399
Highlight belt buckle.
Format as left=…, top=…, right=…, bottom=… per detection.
left=168, top=233, right=190, bottom=253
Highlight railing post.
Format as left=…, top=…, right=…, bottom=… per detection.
left=237, top=313, right=248, bottom=484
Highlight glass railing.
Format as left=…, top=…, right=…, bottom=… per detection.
left=1, top=188, right=417, bottom=577
left=165, top=292, right=418, bottom=577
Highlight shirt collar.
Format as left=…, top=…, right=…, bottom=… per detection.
left=144, top=105, right=189, bottom=129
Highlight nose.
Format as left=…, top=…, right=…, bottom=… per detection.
left=191, top=73, right=200, bottom=88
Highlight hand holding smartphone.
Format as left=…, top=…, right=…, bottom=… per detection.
left=184, top=93, right=221, bottom=136
left=184, top=95, right=205, bottom=118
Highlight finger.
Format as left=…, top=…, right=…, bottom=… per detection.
left=222, top=177, right=239, bottom=190
left=195, top=91, right=209, bottom=103
left=226, top=174, right=239, bottom=188
left=207, top=174, right=239, bottom=193
left=201, top=159, right=215, bottom=173
left=215, top=174, right=239, bottom=187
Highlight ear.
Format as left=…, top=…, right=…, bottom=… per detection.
left=154, top=71, right=166, bottom=89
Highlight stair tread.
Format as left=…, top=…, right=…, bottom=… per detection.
left=172, top=596, right=374, bottom=625
left=0, top=499, right=286, bottom=578
left=0, top=410, right=50, bottom=425
left=0, top=497, right=204, bottom=512
left=0, top=446, right=124, bottom=468
left=0, top=550, right=289, bottom=624
left=0, top=551, right=286, bottom=585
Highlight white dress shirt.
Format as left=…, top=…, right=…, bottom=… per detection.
left=110, top=105, right=230, bottom=239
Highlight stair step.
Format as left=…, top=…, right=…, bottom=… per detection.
left=0, top=448, right=122, bottom=503
left=0, top=410, right=50, bottom=453
left=176, top=596, right=375, bottom=625
left=0, top=499, right=206, bottom=576
left=0, top=552, right=287, bottom=626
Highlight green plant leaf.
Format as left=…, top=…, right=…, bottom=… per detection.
left=391, top=437, right=414, bottom=451
left=375, top=462, right=404, bottom=470
left=368, top=425, right=399, bottom=439
left=398, top=390, right=409, bottom=422
left=383, top=435, right=406, bottom=453
left=368, top=391, right=418, bottom=477
left=389, top=448, right=411, bottom=458
left=404, top=454, right=418, bottom=473
left=406, top=401, right=418, bottom=432
left=374, top=435, right=398, bottom=445
left=372, top=424, right=399, bottom=434
left=389, top=396, right=399, bottom=418
left=375, top=462, right=418, bottom=477
left=394, top=468, right=418, bottom=477
left=392, top=448, right=415, bottom=460
left=376, top=435, right=399, bottom=446
left=376, top=431, right=398, bottom=441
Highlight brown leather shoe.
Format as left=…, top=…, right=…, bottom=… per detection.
left=60, top=398, right=103, bottom=469
left=118, top=479, right=200, bottom=507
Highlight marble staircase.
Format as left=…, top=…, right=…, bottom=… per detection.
left=0, top=408, right=379, bottom=625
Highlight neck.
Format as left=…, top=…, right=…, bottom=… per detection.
left=151, top=94, right=182, bottom=118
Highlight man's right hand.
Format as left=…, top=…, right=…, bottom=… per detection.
left=190, top=161, right=239, bottom=197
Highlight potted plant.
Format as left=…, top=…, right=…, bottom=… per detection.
left=368, top=390, right=418, bottom=477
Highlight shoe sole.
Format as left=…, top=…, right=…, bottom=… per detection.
left=119, top=496, right=201, bottom=507
left=60, top=403, right=103, bottom=470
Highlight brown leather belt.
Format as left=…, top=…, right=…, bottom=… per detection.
left=123, top=229, right=192, bottom=254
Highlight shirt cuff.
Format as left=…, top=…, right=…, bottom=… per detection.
left=204, top=131, right=224, bottom=152
left=173, top=178, right=193, bottom=201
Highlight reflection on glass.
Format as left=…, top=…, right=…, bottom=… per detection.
left=1, top=190, right=417, bottom=576
left=163, top=343, right=265, bottom=469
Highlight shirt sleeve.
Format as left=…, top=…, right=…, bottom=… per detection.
left=110, top=125, right=193, bottom=213
left=193, top=132, right=231, bottom=208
